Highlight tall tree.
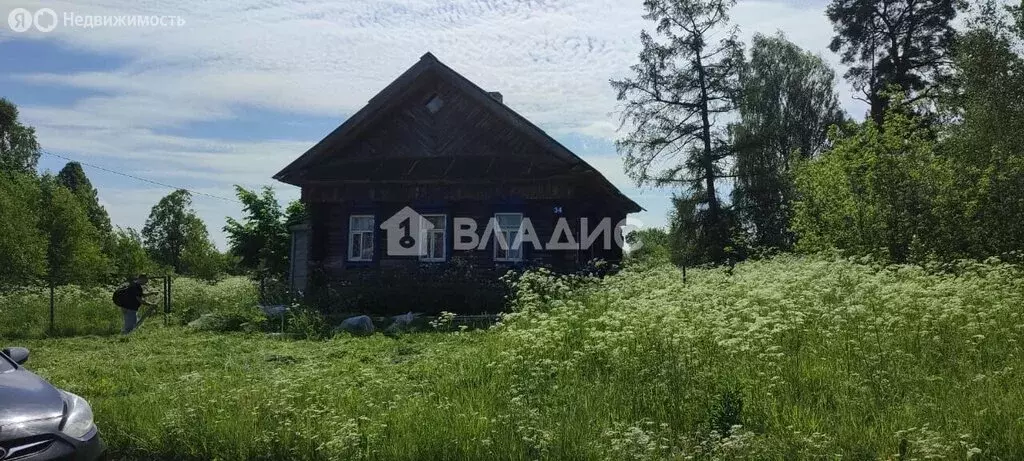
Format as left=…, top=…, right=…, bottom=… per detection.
left=178, top=218, right=224, bottom=280
left=38, top=176, right=109, bottom=285
left=142, top=189, right=218, bottom=275
left=0, top=171, right=47, bottom=287
left=731, top=33, right=846, bottom=251
left=611, top=0, right=744, bottom=264
left=108, top=227, right=157, bottom=280
left=0, top=98, right=41, bottom=175
left=224, top=186, right=290, bottom=278
left=827, top=0, right=964, bottom=124
left=57, top=162, right=113, bottom=240
left=936, top=0, right=1024, bottom=257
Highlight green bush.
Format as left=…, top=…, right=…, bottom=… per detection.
left=284, top=306, right=329, bottom=340
left=171, top=277, right=258, bottom=325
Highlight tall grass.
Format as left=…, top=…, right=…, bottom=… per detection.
left=495, top=255, right=1024, bottom=458
left=0, top=277, right=259, bottom=338
left=11, top=255, right=1024, bottom=459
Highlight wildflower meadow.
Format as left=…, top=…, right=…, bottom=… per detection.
left=8, top=255, right=1024, bottom=459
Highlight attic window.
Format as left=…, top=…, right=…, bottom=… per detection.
left=425, top=94, right=444, bottom=114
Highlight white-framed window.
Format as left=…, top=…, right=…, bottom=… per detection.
left=420, top=214, right=447, bottom=262
left=348, top=215, right=375, bottom=261
left=493, top=213, right=523, bottom=262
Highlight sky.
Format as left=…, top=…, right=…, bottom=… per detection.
left=0, top=0, right=869, bottom=249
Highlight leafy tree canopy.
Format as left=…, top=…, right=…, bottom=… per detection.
left=224, top=186, right=290, bottom=278
left=827, top=0, right=965, bottom=123
left=57, top=161, right=113, bottom=240
left=0, top=171, right=46, bottom=287
left=0, top=98, right=41, bottom=175
left=731, top=33, right=845, bottom=251
left=142, top=189, right=220, bottom=277
left=38, top=175, right=109, bottom=285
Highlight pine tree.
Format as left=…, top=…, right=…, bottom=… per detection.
left=827, top=0, right=964, bottom=124
left=612, top=0, right=743, bottom=264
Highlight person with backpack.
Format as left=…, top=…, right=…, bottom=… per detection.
left=113, top=274, right=157, bottom=334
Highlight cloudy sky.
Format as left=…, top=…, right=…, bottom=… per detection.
left=0, top=0, right=868, bottom=248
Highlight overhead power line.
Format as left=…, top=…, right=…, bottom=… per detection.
left=41, top=150, right=241, bottom=204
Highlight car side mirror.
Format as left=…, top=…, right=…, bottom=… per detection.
left=2, top=347, right=29, bottom=365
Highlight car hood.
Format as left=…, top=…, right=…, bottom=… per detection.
left=0, top=368, right=65, bottom=434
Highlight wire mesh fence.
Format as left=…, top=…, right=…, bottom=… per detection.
left=0, top=277, right=173, bottom=340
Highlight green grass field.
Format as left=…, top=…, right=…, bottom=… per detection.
left=7, top=255, right=1024, bottom=459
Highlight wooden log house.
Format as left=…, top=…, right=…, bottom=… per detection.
left=274, top=53, right=641, bottom=313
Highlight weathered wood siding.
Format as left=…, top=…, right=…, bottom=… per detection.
left=288, top=225, right=310, bottom=292
left=303, top=72, right=568, bottom=182
left=308, top=199, right=623, bottom=277
left=289, top=62, right=636, bottom=314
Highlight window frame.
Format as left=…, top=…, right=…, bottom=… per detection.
left=347, top=214, right=375, bottom=262
left=419, top=213, right=448, bottom=262
left=492, top=212, right=524, bottom=262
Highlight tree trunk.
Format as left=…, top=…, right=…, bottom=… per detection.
left=694, top=49, right=719, bottom=215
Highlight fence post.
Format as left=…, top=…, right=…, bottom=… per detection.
left=49, top=282, right=55, bottom=334
left=164, top=276, right=171, bottom=326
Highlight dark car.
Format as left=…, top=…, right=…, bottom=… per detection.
left=0, top=347, right=105, bottom=461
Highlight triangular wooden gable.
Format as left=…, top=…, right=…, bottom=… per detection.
left=274, top=53, right=641, bottom=213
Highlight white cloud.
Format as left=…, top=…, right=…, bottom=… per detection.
left=13, top=0, right=862, bottom=134
left=8, top=0, right=866, bottom=246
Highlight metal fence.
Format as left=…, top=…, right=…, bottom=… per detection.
left=1, top=276, right=173, bottom=339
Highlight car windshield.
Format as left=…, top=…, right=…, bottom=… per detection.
left=0, top=354, right=15, bottom=372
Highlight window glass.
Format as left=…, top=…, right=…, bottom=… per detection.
left=349, top=215, right=374, bottom=261
left=350, top=234, right=362, bottom=259
left=496, top=213, right=522, bottom=229
left=361, top=233, right=373, bottom=256
left=0, top=355, right=13, bottom=372
left=421, top=214, right=446, bottom=261
left=424, top=215, right=446, bottom=229
left=494, top=213, right=523, bottom=261
left=350, top=216, right=374, bottom=232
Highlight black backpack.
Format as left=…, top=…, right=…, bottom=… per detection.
left=112, top=284, right=131, bottom=308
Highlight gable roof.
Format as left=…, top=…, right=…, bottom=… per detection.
left=273, top=52, right=642, bottom=213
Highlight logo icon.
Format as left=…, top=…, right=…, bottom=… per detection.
left=7, top=8, right=57, bottom=33
left=8, top=8, right=32, bottom=32
left=34, top=8, right=57, bottom=33
left=380, top=206, right=434, bottom=257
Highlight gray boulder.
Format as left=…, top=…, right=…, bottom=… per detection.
left=337, top=315, right=375, bottom=336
